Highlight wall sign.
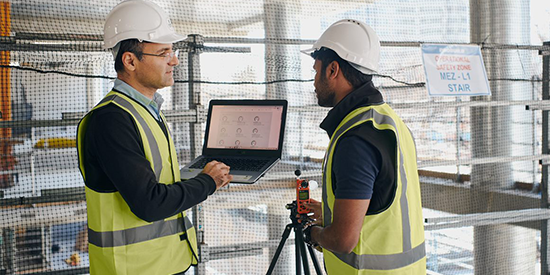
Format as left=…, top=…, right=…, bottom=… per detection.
left=421, top=44, right=491, bottom=97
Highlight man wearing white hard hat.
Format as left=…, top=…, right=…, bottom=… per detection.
left=77, top=1, right=232, bottom=274
left=301, top=19, right=426, bottom=274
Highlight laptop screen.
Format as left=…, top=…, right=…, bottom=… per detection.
left=206, top=103, right=285, bottom=150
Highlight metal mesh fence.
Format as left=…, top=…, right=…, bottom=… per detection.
left=1, top=0, right=550, bottom=274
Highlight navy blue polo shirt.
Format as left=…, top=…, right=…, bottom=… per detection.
left=332, top=135, right=381, bottom=200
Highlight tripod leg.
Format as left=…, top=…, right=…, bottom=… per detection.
left=295, top=232, right=302, bottom=275
left=295, top=227, right=311, bottom=275
left=266, top=224, right=293, bottom=275
left=306, top=245, right=323, bottom=275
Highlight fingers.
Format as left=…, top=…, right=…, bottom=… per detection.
left=215, top=168, right=231, bottom=189
left=303, top=201, right=322, bottom=220
left=309, top=198, right=320, bottom=204
left=304, top=201, right=321, bottom=210
left=202, top=161, right=229, bottom=174
left=203, top=161, right=230, bottom=172
left=304, top=200, right=321, bottom=206
left=201, top=161, right=232, bottom=190
left=297, top=215, right=321, bottom=228
left=219, top=174, right=233, bottom=189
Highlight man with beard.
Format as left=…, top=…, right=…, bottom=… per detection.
left=301, top=19, right=426, bottom=274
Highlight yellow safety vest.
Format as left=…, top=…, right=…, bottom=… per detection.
left=322, top=104, right=426, bottom=274
left=77, top=91, right=198, bottom=275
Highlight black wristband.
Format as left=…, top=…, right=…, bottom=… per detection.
left=303, top=226, right=319, bottom=247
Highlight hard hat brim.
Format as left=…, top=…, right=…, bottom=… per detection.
left=103, top=32, right=186, bottom=50
left=300, top=47, right=317, bottom=56
left=349, top=62, right=377, bottom=75
left=301, top=45, right=377, bottom=74
left=148, top=32, right=186, bottom=45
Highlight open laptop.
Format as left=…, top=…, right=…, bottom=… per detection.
left=180, top=99, right=288, bottom=184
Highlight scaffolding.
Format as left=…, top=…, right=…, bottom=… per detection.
left=1, top=0, right=550, bottom=274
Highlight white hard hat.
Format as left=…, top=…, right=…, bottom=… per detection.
left=301, top=19, right=380, bottom=74
left=103, top=0, right=185, bottom=49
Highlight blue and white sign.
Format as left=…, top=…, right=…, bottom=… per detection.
left=421, top=44, right=491, bottom=97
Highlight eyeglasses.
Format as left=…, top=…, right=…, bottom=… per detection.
left=141, top=49, right=180, bottom=61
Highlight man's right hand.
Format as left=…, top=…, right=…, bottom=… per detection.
left=201, top=161, right=232, bottom=190
left=304, top=198, right=322, bottom=225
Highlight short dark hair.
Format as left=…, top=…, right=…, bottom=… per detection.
left=114, top=39, right=145, bottom=73
left=311, top=47, right=372, bottom=89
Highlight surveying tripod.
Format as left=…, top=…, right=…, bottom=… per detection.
left=266, top=201, right=323, bottom=275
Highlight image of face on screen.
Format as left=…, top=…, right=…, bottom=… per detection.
left=207, top=105, right=283, bottom=150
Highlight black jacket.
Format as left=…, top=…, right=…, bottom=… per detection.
left=81, top=100, right=216, bottom=222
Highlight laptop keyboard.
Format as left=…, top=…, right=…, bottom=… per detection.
left=189, top=157, right=271, bottom=171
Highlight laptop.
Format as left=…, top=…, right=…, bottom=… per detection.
left=180, top=99, right=288, bottom=184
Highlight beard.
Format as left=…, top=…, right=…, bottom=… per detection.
left=316, top=89, right=335, bottom=107
left=315, top=74, right=335, bottom=107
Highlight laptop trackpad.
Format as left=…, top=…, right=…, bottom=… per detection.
left=180, top=168, right=253, bottom=183
left=231, top=175, right=252, bottom=182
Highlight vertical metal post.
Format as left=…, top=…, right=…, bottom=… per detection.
left=41, top=225, right=51, bottom=269
left=187, top=34, right=204, bottom=159
left=0, top=228, right=4, bottom=272
left=187, top=34, right=206, bottom=275
left=299, top=110, right=304, bottom=166
left=0, top=1, right=15, bottom=189
left=541, top=40, right=550, bottom=275
left=6, top=228, right=14, bottom=274
left=533, top=75, right=539, bottom=190
left=456, top=97, right=461, bottom=181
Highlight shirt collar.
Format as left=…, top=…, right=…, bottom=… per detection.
left=320, top=81, right=384, bottom=137
left=113, top=79, right=164, bottom=117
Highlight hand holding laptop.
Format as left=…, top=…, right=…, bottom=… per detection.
left=201, top=160, right=233, bottom=190
left=180, top=100, right=288, bottom=184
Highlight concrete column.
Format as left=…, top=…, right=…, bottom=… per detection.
left=264, top=0, right=301, bottom=161
left=264, top=4, right=301, bottom=270
left=470, top=1, right=536, bottom=274
left=264, top=0, right=301, bottom=100
left=474, top=225, right=536, bottom=274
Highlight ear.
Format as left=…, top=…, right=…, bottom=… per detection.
left=326, top=61, right=340, bottom=80
left=122, top=52, right=137, bottom=72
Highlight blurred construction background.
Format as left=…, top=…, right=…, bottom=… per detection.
left=1, top=0, right=550, bottom=274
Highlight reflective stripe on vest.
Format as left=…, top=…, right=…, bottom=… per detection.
left=85, top=93, right=181, bottom=236
left=334, top=242, right=425, bottom=271
left=98, top=94, right=163, bottom=182
left=88, top=216, right=193, bottom=248
left=322, top=105, right=425, bottom=270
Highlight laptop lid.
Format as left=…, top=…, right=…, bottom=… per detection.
left=202, top=99, right=288, bottom=159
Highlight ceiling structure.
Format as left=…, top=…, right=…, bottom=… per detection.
left=8, top=0, right=373, bottom=37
